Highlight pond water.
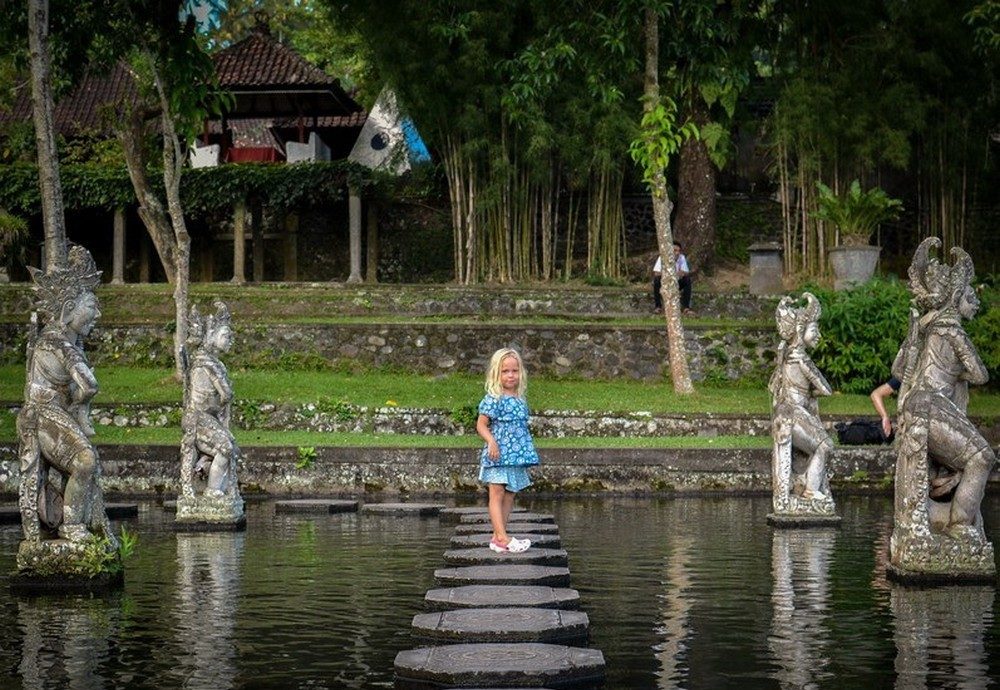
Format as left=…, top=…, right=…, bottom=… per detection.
left=0, top=494, right=997, bottom=689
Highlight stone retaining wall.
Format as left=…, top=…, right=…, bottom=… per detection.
left=0, top=322, right=777, bottom=381
left=0, top=444, right=915, bottom=497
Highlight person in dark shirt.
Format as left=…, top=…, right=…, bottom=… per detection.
left=870, top=376, right=902, bottom=438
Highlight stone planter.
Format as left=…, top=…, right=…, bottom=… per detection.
left=828, top=245, right=880, bottom=290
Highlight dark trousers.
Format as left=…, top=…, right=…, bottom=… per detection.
left=653, top=275, right=692, bottom=310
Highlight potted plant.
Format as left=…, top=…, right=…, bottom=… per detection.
left=814, top=180, right=902, bottom=289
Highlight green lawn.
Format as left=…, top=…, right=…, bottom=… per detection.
left=4, top=364, right=999, bottom=417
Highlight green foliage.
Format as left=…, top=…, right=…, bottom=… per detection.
left=967, top=284, right=1000, bottom=385
left=0, top=161, right=374, bottom=215
left=316, top=397, right=357, bottom=421
left=808, top=279, right=911, bottom=394
left=77, top=525, right=136, bottom=577
left=234, top=399, right=266, bottom=430
left=628, top=97, right=699, bottom=192
left=813, top=180, right=903, bottom=246
left=449, top=404, right=478, bottom=432
left=0, top=208, right=28, bottom=262
left=295, top=445, right=317, bottom=469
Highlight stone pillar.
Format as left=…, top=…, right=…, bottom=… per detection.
left=283, top=213, right=299, bottom=281
left=251, top=201, right=264, bottom=283
left=111, top=208, right=125, bottom=284
left=365, top=200, right=379, bottom=283
left=200, top=235, right=215, bottom=282
left=748, top=242, right=783, bottom=295
left=139, top=233, right=150, bottom=283
left=347, top=186, right=362, bottom=283
left=232, top=200, right=246, bottom=285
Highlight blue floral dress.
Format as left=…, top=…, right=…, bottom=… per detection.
left=478, top=394, right=539, bottom=492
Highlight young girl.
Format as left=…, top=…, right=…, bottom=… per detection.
left=476, top=348, right=539, bottom=553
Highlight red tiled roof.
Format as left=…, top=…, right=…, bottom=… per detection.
left=215, top=28, right=337, bottom=89
left=0, top=62, right=139, bottom=136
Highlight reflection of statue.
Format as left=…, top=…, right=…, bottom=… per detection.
left=170, top=533, right=243, bottom=688
left=769, top=529, right=835, bottom=688
left=890, top=585, right=994, bottom=688
left=176, top=301, right=244, bottom=529
left=16, top=245, right=117, bottom=566
left=767, top=293, right=838, bottom=524
left=889, top=238, right=996, bottom=581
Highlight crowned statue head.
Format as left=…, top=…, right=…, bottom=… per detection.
left=775, top=292, right=822, bottom=350
left=27, top=245, right=102, bottom=338
left=188, top=301, right=233, bottom=355
left=908, top=237, right=979, bottom=321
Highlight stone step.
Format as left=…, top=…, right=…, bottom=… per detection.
left=435, top=565, right=571, bottom=588
left=451, top=533, right=562, bottom=550
left=459, top=512, right=555, bottom=525
left=0, top=504, right=138, bottom=523
left=443, top=548, right=569, bottom=568
left=455, top=522, right=559, bottom=535
left=394, top=643, right=605, bottom=689
left=361, top=502, right=445, bottom=517
left=274, top=499, right=359, bottom=514
left=411, top=608, right=589, bottom=646
left=424, top=585, right=580, bottom=612
left=440, top=506, right=527, bottom=524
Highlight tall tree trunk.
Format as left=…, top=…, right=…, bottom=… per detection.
left=27, top=0, right=66, bottom=268
left=644, top=8, right=694, bottom=395
left=673, top=98, right=716, bottom=272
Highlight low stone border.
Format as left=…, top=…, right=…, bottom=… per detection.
left=5, top=443, right=995, bottom=497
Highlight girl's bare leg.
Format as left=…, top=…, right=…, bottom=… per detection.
left=488, top=483, right=509, bottom=544
left=501, top=489, right=515, bottom=530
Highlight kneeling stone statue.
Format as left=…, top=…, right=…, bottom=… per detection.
left=889, top=238, right=995, bottom=582
left=768, top=293, right=839, bottom=525
left=176, top=302, right=245, bottom=529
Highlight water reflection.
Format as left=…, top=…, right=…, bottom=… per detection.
left=768, top=528, right=836, bottom=689
left=17, top=594, right=120, bottom=690
left=169, top=532, right=244, bottom=689
left=655, top=535, right=694, bottom=689
left=891, top=585, right=994, bottom=690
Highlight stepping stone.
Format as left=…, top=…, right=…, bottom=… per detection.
left=443, top=548, right=569, bottom=568
left=440, top=506, right=527, bottom=524
left=411, top=608, right=590, bottom=645
left=425, top=585, right=580, bottom=611
left=455, top=522, right=559, bottom=536
left=460, top=512, right=555, bottom=525
left=435, top=565, right=571, bottom=588
left=394, top=643, right=605, bottom=689
left=451, top=533, right=562, bottom=550
left=274, top=499, right=359, bottom=514
left=0, top=506, right=21, bottom=525
left=105, top=503, right=139, bottom=519
left=361, top=503, right=444, bottom=517
left=161, top=500, right=177, bottom=512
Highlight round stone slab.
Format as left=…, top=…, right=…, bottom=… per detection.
left=443, top=548, right=569, bottom=568
left=425, top=585, right=580, bottom=611
left=411, top=607, right=589, bottom=645
left=440, top=506, right=527, bottom=524
left=274, top=499, right=359, bottom=514
left=394, top=643, right=605, bottom=689
left=455, top=522, right=559, bottom=535
left=435, top=565, right=571, bottom=588
left=361, top=503, right=444, bottom=517
left=451, top=533, right=562, bottom=550
left=460, top=512, right=555, bottom=525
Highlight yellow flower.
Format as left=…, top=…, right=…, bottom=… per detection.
left=385, top=400, right=398, bottom=407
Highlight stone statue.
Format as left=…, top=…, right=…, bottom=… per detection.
left=889, top=237, right=995, bottom=581
left=767, top=292, right=839, bottom=524
left=15, top=245, right=117, bottom=571
left=176, top=301, right=244, bottom=529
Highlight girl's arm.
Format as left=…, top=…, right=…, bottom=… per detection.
left=476, top=414, right=500, bottom=460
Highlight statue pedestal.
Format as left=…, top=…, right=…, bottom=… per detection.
left=889, top=529, right=997, bottom=585
left=767, top=512, right=842, bottom=528
left=174, top=493, right=246, bottom=532
left=10, top=539, right=124, bottom=594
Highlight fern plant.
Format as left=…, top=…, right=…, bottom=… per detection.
left=813, top=180, right=903, bottom=246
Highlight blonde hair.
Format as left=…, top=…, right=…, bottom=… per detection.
left=484, top=348, right=527, bottom=398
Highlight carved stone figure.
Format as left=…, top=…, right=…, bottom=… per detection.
left=176, top=301, right=244, bottom=529
left=889, top=238, right=995, bottom=581
left=15, top=245, right=117, bottom=572
left=767, top=293, right=839, bottom=525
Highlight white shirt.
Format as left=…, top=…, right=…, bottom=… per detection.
left=653, top=254, right=689, bottom=274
